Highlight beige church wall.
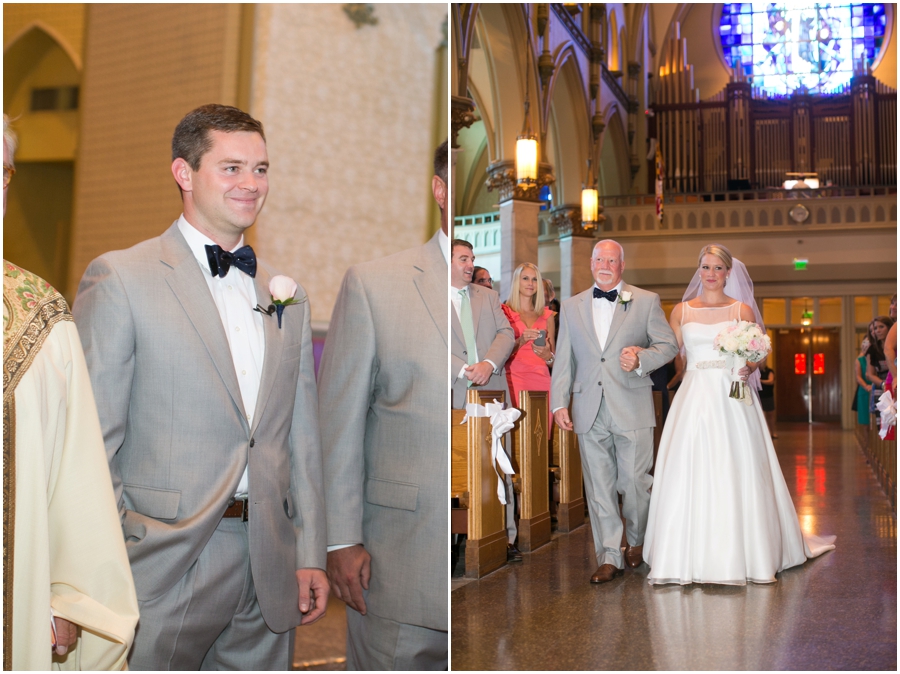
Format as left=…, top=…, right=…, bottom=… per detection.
left=66, top=3, right=245, bottom=297
left=250, top=3, right=447, bottom=327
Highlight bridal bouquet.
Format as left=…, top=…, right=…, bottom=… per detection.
left=713, top=321, right=771, bottom=402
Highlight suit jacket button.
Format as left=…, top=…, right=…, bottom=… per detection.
left=598, top=381, right=602, bottom=386
left=601, top=357, right=606, bottom=362
left=250, top=438, right=255, bottom=448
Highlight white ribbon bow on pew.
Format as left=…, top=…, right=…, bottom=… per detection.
left=461, top=399, right=520, bottom=504
left=875, top=389, right=896, bottom=439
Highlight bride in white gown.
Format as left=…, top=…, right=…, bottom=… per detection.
left=643, top=244, right=835, bottom=585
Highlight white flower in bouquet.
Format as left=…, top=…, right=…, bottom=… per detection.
left=713, top=320, right=771, bottom=402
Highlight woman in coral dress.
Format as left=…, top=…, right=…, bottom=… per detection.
left=501, top=263, right=555, bottom=424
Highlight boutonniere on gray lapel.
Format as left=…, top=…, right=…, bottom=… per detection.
left=254, top=275, right=303, bottom=328
left=618, top=290, right=633, bottom=311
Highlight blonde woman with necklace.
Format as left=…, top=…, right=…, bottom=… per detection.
left=502, top=263, right=555, bottom=427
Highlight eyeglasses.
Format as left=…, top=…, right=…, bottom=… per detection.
left=3, top=165, right=14, bottom=188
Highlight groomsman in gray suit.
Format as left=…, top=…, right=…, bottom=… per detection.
left=551, top=240, right=677, bottom=584
left=317, top=142, right=449, bottom=669
left=74, top=104, right=328, bottom=669
left=450, top=239, right=519, bottom=559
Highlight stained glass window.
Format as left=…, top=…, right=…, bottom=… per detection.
left=719, top=3, right=888, bottom=95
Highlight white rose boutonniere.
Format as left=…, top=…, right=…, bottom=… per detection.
left=254, top=275, right=302, bottom=328
left=618, top=290, right=633, bottom=311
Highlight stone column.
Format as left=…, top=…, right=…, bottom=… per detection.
left=485, top=160, right=554, bottom=297
left=555, top=204, right=602, bottom=299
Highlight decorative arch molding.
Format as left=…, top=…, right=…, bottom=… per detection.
left=453, top=3, right=481, bottom=96
left=466, top=79, right=496, bottom=165
left=473, top=3, right=538, bottom=163
left=598, top=105, right=630, bottom=195
left=4, top=21, right=82, bottom=71
left=545, top=51, right=591, bottom=203
left=540, top=41, right=588, bottom=132
left=627, top=4, right=649, bottom=63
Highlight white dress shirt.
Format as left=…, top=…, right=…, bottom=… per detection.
left=177, top=215, right=264, bottom=497
left=592, top=280, right=624, bottom=351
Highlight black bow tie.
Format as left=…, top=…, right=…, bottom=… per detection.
left=593, top=287, right=619, bottom=302
left=205, top=244, right=257, bottom=278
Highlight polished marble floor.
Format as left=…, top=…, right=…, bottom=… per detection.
left=450, top=423, right=897, bottom=670
left=293, top=596, right=347, bottom=670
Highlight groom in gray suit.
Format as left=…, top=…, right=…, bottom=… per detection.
left=551, top=240, right=677, bottom=584
left=74, top=104, right=328, bottom=669
left=317, top=142, right=449, bottom=669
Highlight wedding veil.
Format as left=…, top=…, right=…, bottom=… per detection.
left=681, top=256, right=766, bottom=391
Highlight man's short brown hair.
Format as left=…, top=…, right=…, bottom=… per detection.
left=172, top=104, right=266, bottom=171
left=451, top=238, right=472, bottom=253
left=434, top=140, right=448, bottom=184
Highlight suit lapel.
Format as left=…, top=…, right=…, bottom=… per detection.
left=602, top=283, right=631, bottom=352
left=249, top=265, right=285, bottom=436
left=577, top=290, right=603, bottom=354
left=160, top=224, right=247, bottom=421
left=412, top=233, right=447, bottom=347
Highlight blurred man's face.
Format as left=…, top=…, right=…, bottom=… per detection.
left=432, top=175, right=447, bottom=235
left=473, top=269, right=493, bottom=289
left=451, top=245, right=474, bottom=288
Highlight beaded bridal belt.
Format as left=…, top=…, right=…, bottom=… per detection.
left=692, top=359, right=727, bottom=369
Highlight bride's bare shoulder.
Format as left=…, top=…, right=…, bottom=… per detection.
left=738, top=302, right=756, bottom=322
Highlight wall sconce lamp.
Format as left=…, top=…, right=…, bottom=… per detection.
left=581, top=159, right=599, bottom=229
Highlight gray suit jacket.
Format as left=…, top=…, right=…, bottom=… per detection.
left=73, top=222, right=326, bottom=634
left=317, top=231, right=448, bottom=631
left=450, top=284, right=515, bottom=409
left=551, top=283, right=678, bottom=434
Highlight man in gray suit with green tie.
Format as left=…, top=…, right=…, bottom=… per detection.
left=449, top=239, right=518, bottom=559
left=317, top=142, right=449, bottom=669
left=74, top=104, right=328, bottom=669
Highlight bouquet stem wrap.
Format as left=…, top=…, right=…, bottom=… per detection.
left=714, top=320, right=770, bottom=405
left=730, top=355, right=749, bottom=403
left=461, top=400, right=520, bottom=504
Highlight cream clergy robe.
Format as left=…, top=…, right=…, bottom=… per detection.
left=3, top=261, right=139, bottom=670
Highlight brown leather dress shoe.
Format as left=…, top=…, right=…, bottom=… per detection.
left=507, top=544, right=523, bottom=562
left=624, top=544, right=644, bottom=569
left=590, top=564, right=624, bottom=584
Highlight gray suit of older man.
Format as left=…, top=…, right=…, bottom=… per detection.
left=450, top=283, right=515, bottom=409
left=551, top=283, right=677, bottom=571
left=317, top=231, right=448, bottom=670
left=74, top=222, right=326, bottom=669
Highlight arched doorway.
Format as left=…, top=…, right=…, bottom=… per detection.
left=4, top=25, right=80, bottom=295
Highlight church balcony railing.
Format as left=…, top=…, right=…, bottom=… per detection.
left=454, top=186, right=896, bottom=253
left=600, top=186, right=897, bottom=237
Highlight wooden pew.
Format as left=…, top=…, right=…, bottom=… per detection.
left=511, top=390, right=551, bottom=552
left=552, top=423, right=585, bottom=532
left=451, top=408, right=469, bottom=535
left=450, top=389, right=509, bottom=578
